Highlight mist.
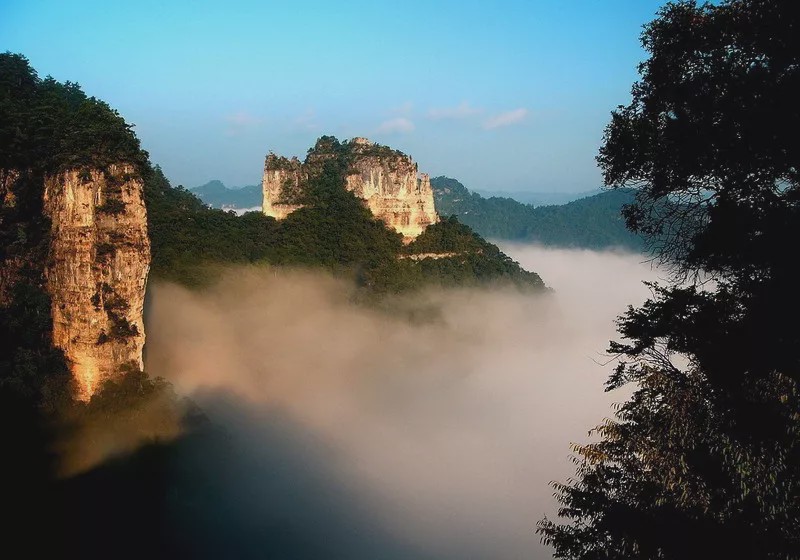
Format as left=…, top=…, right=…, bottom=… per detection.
left=143, top=245, right=661, bottom=559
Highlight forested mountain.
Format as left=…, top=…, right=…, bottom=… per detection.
left=432, top=176, right=643, bottom=250
left=474, top=188, right=602, bottom=206
left=191, top=175, right=643, bottom=251
left=148, top=140, right=543, bottom=292
left=190, top=179, right=260, bottom=209
left=0, top=52, right=545, bottom=556
left=190, top=179, right=601, bottom=211
left=4, top=0, right=800, bottom=555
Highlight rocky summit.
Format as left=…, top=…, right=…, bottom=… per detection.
left=262, top=137, right=438, bottom=240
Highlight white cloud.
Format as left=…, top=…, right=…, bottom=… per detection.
left=293, top=108, right=318, bottom=132
left=376, top=117, right=415, bottom=134
left=427, top=101, right=480, bottom=120
left=145, top=246, right=660, bottom=560
left=226, top=111, right=262, bottom=126
left=483, top=108, right=529, bottom=129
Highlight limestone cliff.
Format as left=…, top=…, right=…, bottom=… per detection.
left=262, top=137, right=438, bottom=239
left=262, top=154, right=305, bottom=219
left=43, top=164, right=150, bottom=400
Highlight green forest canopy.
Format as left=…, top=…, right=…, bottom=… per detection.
left=431, top=176, right=643, bottom=250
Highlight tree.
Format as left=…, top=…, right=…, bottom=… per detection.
left=538, top=1, right=800, bottom=558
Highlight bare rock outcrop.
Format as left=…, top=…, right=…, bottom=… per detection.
left=261, top=137, right=438, bottom=240
left=43, top=164, right=150, bottom=400
left=262, top=154, right=305, bottom=220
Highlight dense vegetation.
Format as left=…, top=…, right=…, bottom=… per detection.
left=538, top=1, right=800, bottom=558
left=147, top=135, right=543, bottom=291
left=432, top=176, right=643, bottom=250
left=405, top=215, right=544, bottom=289
left=143, top=167, right=280, bottom=286
left=0, top=57, right=146, bottom=175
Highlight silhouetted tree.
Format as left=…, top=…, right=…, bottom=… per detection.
left=538, top=1, right=800, bottom=558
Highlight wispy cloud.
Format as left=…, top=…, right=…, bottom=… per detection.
left=483, top=108, right=529, bottom=129
left=293, top=108, right=318, bottom=132
left=427, top=101, right=480, bottom=120
left=224, top=111, right=263, bottom=136
left=376, top=117, right=415, bottom=134
left=390, top=101, right=414, bottom=115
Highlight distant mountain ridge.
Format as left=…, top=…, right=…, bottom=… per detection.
left=191, top=180, right=261, bottom=209
left=431, top=176, right=643, bottom=251
left=191, top=175, right=643, bottom=251
left=474, top=189, right=602, bottom=207
left=192, top=179, right=602, bottom=211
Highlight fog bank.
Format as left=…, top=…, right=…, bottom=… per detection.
left=144, top=245, right=660, bottom=559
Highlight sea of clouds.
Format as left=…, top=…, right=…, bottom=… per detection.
left=139, top=244, right=662, bottom=559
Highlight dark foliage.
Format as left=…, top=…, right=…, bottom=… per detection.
left=0, top=53, right=147, bottom=175
left=539, top=2, right=800, bottom=558
left=97, top=197, right=126, bottom=214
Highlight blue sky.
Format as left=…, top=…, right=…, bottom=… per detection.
left=2, top=0, right=666, bottom=192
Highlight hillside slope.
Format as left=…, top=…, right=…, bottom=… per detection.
left=474, top=188, right=602, bottom=206
left=432, top=176, right=642, bottom=250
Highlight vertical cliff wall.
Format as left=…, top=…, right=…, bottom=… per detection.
left=262, top=155, right=305, bottom=220
left=262, top=137, right=438, bottom=240
left=344, top=138, right=437, bottom=239
left=43, top=165, right=150, bottom=400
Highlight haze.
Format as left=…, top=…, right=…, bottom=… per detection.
left=142, top=245, right=662, bottom=559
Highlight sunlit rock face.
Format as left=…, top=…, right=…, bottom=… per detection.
left=344, top=138, right=438, bottom=239
left=261, top=137, right=438, bottom=240
left=43, top=164, right=150, bottom=400
left=261, top=154, right=305, bottom=220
